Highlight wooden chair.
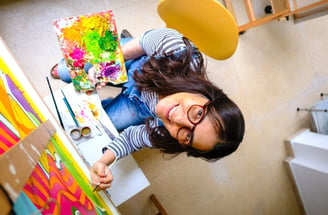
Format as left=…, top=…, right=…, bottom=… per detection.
left=223, top=0, right=328, bottom=33
left=150, top=194, right=168, bottom=215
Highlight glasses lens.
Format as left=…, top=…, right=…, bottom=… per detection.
left=177, top=127, right=193, bottom=145
left=188, top=105, right=205, bottom=123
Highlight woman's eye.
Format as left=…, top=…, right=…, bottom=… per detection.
left=178, top=128, right=192, bottom=144
left=185, top=131, right=192, bottom=141
left=195, top=109, right=204, bottom=119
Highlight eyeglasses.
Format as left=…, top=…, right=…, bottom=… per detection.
left=177, top=100, right=212, bottom=147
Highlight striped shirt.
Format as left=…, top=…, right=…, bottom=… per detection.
left=141, top=28, right=187, bottom=57
left=104, top=28, right=197, bottom=159
left=103, top=91, right=158, bottom=159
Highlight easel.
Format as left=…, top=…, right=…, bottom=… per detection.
left=223, top=0, right=328, bottom=33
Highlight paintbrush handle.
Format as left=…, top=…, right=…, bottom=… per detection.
left=61, top=90, right=79, bottom=127
left=46, top=77, right=65, bottom=129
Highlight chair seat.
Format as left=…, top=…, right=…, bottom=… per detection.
left=157, top=0, right=238, bottom=60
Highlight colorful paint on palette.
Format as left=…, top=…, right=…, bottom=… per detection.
left=53, top=10, right=127, bottom=92
left=0, top=45, right=116, bottom=214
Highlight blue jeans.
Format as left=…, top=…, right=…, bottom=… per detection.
left=57, top=59, right=93, bottom=83
left=101, top=93, right=146, bottom=131
left=56, top=38, right=152, bottom=131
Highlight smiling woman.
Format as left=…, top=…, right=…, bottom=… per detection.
left=89, top=28, right=244, bottom=190
left=134, top=45, right=244, bottom=161
left=53, top=28, right=245, bottom=191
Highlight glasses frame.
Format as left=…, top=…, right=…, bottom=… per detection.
left=178, top=100, right=212, bottom=147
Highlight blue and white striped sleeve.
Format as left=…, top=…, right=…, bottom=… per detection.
left=102, top=124, right=154, bottom=159
left=140, top=28, right=186, bottom=57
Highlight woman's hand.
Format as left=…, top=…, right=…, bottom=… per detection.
left=88, top=66, right=107, bottom=90
left=90, top=150, right=116, bottom=191
left=90, top=160, right=114, bottom=191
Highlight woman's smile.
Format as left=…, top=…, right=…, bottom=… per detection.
left=167, top=105, right=179, bottom=121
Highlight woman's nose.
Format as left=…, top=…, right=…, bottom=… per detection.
left=172, top=112, right=190, bottom=127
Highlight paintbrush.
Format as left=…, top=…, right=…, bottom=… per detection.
left=61, top=90, right=79, bottom=127
left=46, top=77, right=65, bottom=129
left=92, top=158, right=117, bottom=192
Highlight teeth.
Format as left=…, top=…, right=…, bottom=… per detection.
left=168, top=106, right=178, bottom=120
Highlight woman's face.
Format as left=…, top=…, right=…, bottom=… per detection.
left=156, top=92, right=220, bottom=151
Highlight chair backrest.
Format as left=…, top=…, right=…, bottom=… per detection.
left=157, top=0, right=238, bottom=60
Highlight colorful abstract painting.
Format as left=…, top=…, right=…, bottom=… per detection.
left=53, top=10, right=127, bottom=92
left=0, top=39, right=118, bottom=214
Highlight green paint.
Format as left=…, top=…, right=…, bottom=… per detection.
left=98, top=31, right=117, bottom=52
left=82, top=30, right=118, bottom=65
left=83, top=31, right=102, bottom=63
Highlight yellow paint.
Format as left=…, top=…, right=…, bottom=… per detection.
left=0, top=58, right=46, bottom=122
left=62, top=15, right=110, bottom=43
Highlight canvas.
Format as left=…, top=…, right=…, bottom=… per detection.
left=0, top=38, right=119, bottom=215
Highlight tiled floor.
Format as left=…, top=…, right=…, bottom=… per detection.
left=1, top=0, right=328, bottom=214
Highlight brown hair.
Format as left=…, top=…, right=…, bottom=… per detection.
left=133, top=38, right=245, bottom=161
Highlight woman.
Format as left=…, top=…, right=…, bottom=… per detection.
left=88, top=28, right=245, bottom=191
left=53, top=28, right=245, bottom=190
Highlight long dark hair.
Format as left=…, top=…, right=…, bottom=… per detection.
left=133, top=38, right=245, bottom=161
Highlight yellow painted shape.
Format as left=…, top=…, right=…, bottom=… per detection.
left=9, top=96, right=36, bottom=135
left=0, top=58, right=46, bottom=123
left=0, top=77, right=30, bottom=138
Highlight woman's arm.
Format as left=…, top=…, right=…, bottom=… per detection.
left=102, top=124, right=154, bottom=159
left=121, top=37, right=146, bottom=61
left=140, top=28, right=186, bottom=57
left=122, top=28, right=187, bottom=60
left=90, top=124, right=154, bottom=190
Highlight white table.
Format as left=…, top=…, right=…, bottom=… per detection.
left=44, top=83, right=149, bottom=206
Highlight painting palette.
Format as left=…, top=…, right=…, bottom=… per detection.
left=53, top=10, right=127, bottom=92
